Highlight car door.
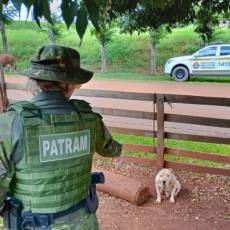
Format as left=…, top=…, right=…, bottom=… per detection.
left=191, top=46, right=217, bottom=76
left=215, top=46, right=230, bottom=76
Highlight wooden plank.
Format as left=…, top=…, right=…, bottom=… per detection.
left=94, top=154, right=156, bottom=167
left=0, top=65, right=8, bottom=112
left=165, top=94, right=230, bottom=107
left=123, top=143, right=156, bottom=153
left=165, top=132, right=230, bottom=144
left=165, top=161, right=230, bottom=176
left=165, top=114, right=230, bottom=128
left=6, top=82, right=26, bottom=90
left=165, top=147, right=230, bottom=164
left=156, top=94, right=165, bottom=170
left=75, top=89, right=154, bottom=101
left=108, top=126, right=156, bottom=137
left=93, top=107, right=154, bottom=120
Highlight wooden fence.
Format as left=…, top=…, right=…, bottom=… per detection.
left=75, top=89, right=230, bottom=176
left=1, top=69, right=230, bottom=176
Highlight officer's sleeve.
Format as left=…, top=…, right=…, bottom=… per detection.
left=95, top=114, right=122, bottom=157
left=0, top=142, right=13, bottom=211
left=0, top=111, right=17, bottom=211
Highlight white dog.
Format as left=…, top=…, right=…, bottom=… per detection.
left=155, top=168, right=181, bottom=204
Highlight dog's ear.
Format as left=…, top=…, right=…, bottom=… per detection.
left=169, top=168, right=174, bottom=175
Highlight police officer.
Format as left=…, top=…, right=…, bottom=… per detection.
left=0, top=45, right=122, bottom=229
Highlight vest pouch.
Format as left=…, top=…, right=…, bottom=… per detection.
left=84, top=172, right=105, bottom=213
left=3, top=197, right=23, bottom=230
left=84, top=183, right=98, bottom=214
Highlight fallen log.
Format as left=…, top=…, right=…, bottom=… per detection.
left=94, top=168, right=150, bottom=205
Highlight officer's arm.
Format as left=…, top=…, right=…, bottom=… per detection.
left=0, top=112, right=17, bottom=212
left=0, top=142, right=14, bottom=212
left=95, top=115, right=122, bottom=157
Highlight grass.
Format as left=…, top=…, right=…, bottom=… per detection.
left=2, top=22, right=230, bottom=76
left=94, top=72, right=172, bottom=81
left=112, top=133, right=230, bottom=168
left=94, top=72, right=230, bottom=83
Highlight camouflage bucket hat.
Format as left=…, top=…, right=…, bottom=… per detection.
left=22, top=45, right=93, bottom=84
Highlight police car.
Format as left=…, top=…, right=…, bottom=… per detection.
left=164, top=44, right=230, bottom=81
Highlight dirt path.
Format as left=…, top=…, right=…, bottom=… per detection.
left=95, top=160, right=230, bottom=230
left=6, top=75, right=230, bottom=97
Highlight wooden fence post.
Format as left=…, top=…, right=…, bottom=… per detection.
left=156, top=94, right=165, bottom=170
left=0, top=65, right=8, bottom=113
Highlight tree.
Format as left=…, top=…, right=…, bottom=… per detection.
left=195, top=0, right=230, bottom=44
left=91, top=24, right=114, bottom=73
left=0, top=1, right=195, bottom=40
left=149, top=27, right=167, bottom=75
left=0, top=0, right=229, bottom=43
left=0, top=4, right=18, bottom=53
left=117, top=1, right=195, bottom=75
left=47, top=13, right=63, bottom=44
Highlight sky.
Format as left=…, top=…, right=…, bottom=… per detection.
left=18, top=0, right=61, bottom=21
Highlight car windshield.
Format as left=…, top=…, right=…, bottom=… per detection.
left=220, top=46, right=230, bottom=56
left=194, top=47, right=217, bottom=57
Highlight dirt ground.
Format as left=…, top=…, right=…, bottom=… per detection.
left=4, top=76, right=230, bottom=229
left=94, top=160, right=230, bottom=230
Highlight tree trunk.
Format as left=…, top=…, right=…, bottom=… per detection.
left=100, top=38, right=107, bottom=73
left=47, top=22, right=56, bottom=44
left=149, top=29, right=157, bottom=75
left=0, top=65, right=8, bottom=112
left=94, top=168, right=150, bottom=205
left=0, top=19, right=8, bottom=54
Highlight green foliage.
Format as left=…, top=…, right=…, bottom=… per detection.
left=22, top=0, right=33, bottom=8
left=2, top=23, right=230, bottom=75
left=149, top=26, right=168, bottom=46
left=1, top=3, right=18, bottom=24
left=90, top=24, right=114, bottom=45
left=33, top=0, right=52, bottom=26
left=11, top=0, right=22, bottom=11
left=75, top=4, right=88, bottom=44
left=195, top=0, right=230, bottom=44
left=60, top=0, right=78, bottom=29
left=1, top=0, right=229, bottom=43
left=83, top=0, right=99, bottom=30
left=113, top=133, right=230, bottom=168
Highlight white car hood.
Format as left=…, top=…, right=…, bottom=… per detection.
left=171, top=55, right=193, bottom=61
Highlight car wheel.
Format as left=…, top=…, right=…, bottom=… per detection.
left=172, top=66, right=189, bottom=82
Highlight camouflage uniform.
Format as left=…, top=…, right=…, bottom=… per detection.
left=0, top=45, right=122, bottom=229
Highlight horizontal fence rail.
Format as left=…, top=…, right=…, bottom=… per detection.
left=165, top=114, right=230, bottom=128
left=75, top=89, right=155, bottom=101
left=1, top=77, right=230, bottom=176
left=165, top=94, right=230, bottom=107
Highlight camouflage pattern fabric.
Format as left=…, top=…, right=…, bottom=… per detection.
left=2, top=208, right=99, bottom=230
left=48, top=209, right=99, bottom=230
left=0, top=111, right=17, bottom=209
left=22, top=45, right=93, bottom=84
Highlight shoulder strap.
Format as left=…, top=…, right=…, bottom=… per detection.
left=8, top=101, right=38, bottom=115
left=7, top=101, right=41, bottom=127
left=0, top=111, right=17, bottom=191
left=70, top=99, right=93, bottom=113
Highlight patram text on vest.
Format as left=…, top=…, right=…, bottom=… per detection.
left=39, top=131, right=90, bottom=162
left=42, top=135, right=88, bottom=157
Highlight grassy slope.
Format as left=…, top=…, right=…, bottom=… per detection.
left=2, top=22, right=230, bottom=76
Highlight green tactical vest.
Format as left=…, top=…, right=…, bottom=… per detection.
left=8, top=100, right=98, bottom=213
